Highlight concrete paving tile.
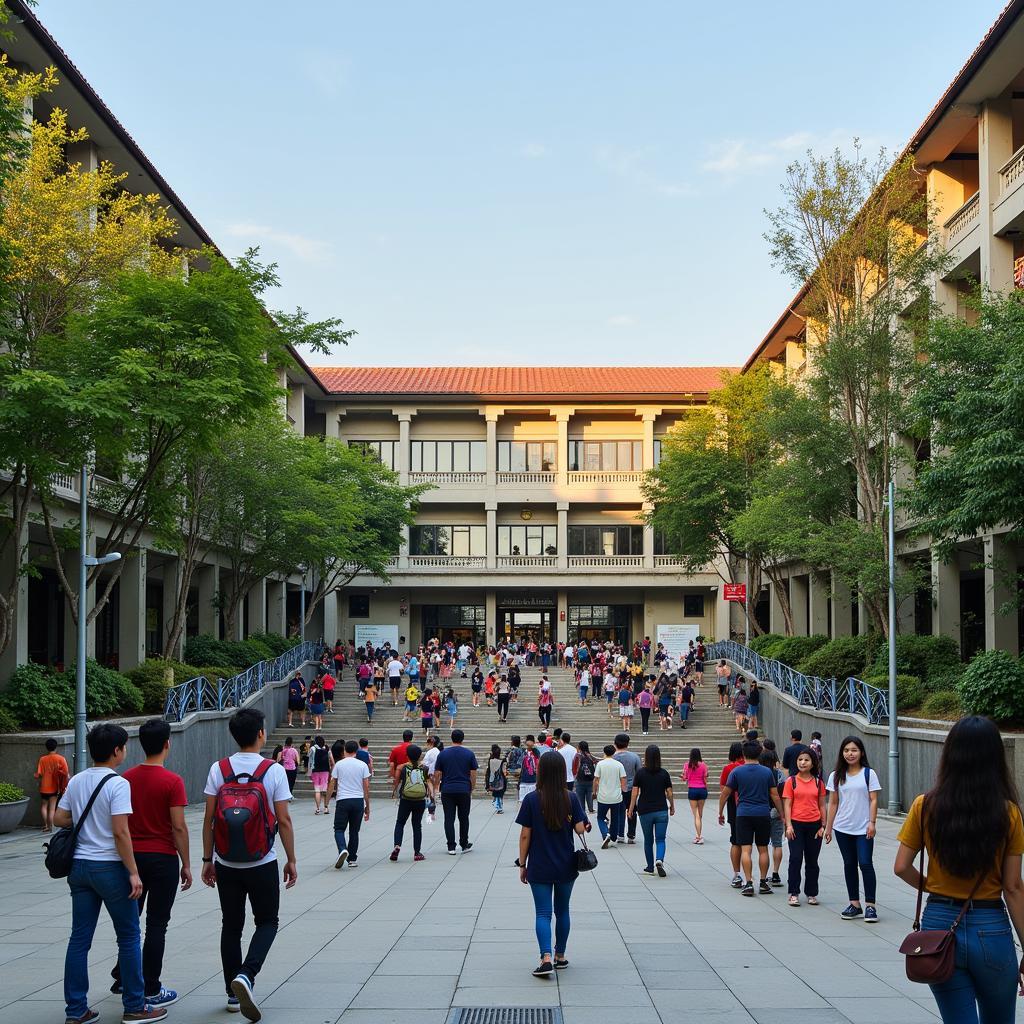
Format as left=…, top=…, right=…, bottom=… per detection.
left=633, top=969, right=726, bottom=990
left=338, top=1011, right=450, bottom=1024
left=560, top=1007, right=663, bottom=1024
left=827, top=997, right=938, bottom=1023
left=649, top=989, right=748, bottom=1013
left=748, top=1010, right=853, bottom=1024
left=261, top=982, right=362, bottom=1009
left=350, top=975, right=457, bottom=1008
left=452, top=986, right=560, bottom=1006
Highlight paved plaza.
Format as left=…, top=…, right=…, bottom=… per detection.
left=2, top=799, right=1017, bottom=1024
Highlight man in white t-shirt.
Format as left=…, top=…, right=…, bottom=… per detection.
left=201, top=708, right=295, bottom=1022
left=593, top=744, right=628, bottom=848
left=421, top=735, right=441, bottom=777
left=326, top=740, right=371, bottom=869
left=386, top=656, right=405, bottom=705
left=557, top=732, right=577, bottom=789
left=55, top=723, right=164, bottom=1024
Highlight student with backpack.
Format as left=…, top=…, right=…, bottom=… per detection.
left=572, top=740, right=597, bottom=814
left=390, top=744, right=432, bottom=861
left=486, top=744, right=509, bottom=813
left=519, top=738, right=539, bottom=801
left=327, top=740, right=371, bottom=869
left=309, top=736, right=333, bottom=815
left=783, top=748, right=826, bottom=906
left=201, top=708, right=296, bottom=1022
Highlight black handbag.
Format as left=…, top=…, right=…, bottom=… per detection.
left=574, top=829, right=598, bottom=872
left=43, top=772, right=115, bottom=879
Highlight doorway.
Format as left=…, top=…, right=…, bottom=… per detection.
left=498, top=609, right=554, bottom=645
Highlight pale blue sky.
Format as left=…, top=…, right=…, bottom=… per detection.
left=36, top=0, right=1001, bottom=368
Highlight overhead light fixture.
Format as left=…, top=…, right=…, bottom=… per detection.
left=520, top=508, right=533, bottom=521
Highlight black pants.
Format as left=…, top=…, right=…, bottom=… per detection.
left=394, top=798, right=426, bottom=853
left=787, top=819, right=823, bottom=897
left=110, top=851, right=179, bottom=997
left=214, top=861, right=280, bottom=994
left=496, top=694, right=511, bottom=720
left=538, top=705, right=551, bottom=727
left=441, top=792, right=472, bottom=850
left=639, top=708, right=651, bottom=731
left=285, top=769, right=297, bottom=793
left=334, top=798, right=364, bottom=859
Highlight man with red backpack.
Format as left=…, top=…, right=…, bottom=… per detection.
left=201, top=708, right=296, bottom=1022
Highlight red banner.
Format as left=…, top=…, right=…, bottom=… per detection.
left=724, top=583, right=747, bottom=603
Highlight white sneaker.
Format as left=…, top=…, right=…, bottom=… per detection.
left=230, top=974, right=261, bottom=1022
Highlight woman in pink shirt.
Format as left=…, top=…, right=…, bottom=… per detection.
left=279, top=736, right=300, bottom=793
left=680, top=748, right=709, bottom=844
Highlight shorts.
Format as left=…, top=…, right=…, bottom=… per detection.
left=735, top=815, right=772, bottom=848
left=579, top=686, right=589, bottom=700
left=717, top=684, right=727, bottom=695
left=406, top=701, right=417, bottom=712
left=621, top=705, right=634, bottom=717
left=659, top=703, right=671, bottom=716
left=39, top=791, right=57, bottom=800
left=519, top=782, right=536, bottom=800
left=310, top=703, right=325, bottom=715
left=421, top=716, right=434, bottom=730
left=472, top=683, right=483, bottom=692
left=322, top=690, right=334, bottom=702
left=606, top=691, right=615, bottom=703
left=288, top=697, right=305, bottom=711
left=770, top=815, right=784, bottom=848
left=688, top=787, right=708, bottom=801
left=310, top=771, right=329, bottom=792
left=389, top=678, right=402, bottom=690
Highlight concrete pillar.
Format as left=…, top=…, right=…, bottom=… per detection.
left=640, top=411, right=657, bottom=470
left=246, top=577, right=267, bottom=637
left=267, top=578, right=287, bottom=636
left=64, top=535, right=96, bottom=666
left=557, top=503, right=568, bottom=570
left=931, top=551, right=961, bottom=652
left=398, top=523, right=410, bottom=570
left=485, top=503, right=497, bottom=570
left=322, top=589, right=338, bottom=646
left=0, top=517, right=29, bottom=682
left=323, top=408, right=342, bottom=440
left=286, top=382, right=305, bottom=436
left=197, top=563, right=220, bottom=638
left=830, top=574, right=853, bottom=638
left=927, top=166, right=964, bottom=316
left=790, top=575, right=810, bottom=636
left=642, top=503, right=654, bottom=570
left=485, top=412, right=498, bottom=488
left=117, top=548, right=147, bottom=671
left=485, top=590, right=497, bottom=649
left=555, top=412, right=571, bottom=488
left=396, top=411, right=413, bottom=486
left=714, top=586, right=731, bottom=643
left=557, top=589, right=568, bottom=646
left=769, top=581, right=786, bottom=635
left=979, top=96, right=1015, bottom=294
left=809, top=573, right=829, bottom=636
left=984, top=533, right=1019, bottom=655
left=162, top=558, right=184, bottom=661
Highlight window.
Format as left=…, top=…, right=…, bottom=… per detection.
left=498, top=525, right=557, bottom=556
left=683, top=594, right=704, bottom=617
left=411, top=441, right=486, bottom=473
left=653, top=439, right=662, bottom=466
left=348, top=594, right=370, bottom=618
left=409, top=524, right=486, bottom=556
left=567, top=525, right=644, bottom=556
left=497, top=441, right=557, bottom=472
left=654, top=530, right=670, bottom=555
left=567, top=439, right=643, bottom=471
left=348, top=440, right=398, bottom=471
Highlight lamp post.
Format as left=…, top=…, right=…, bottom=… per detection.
left=75, top=464, right=121, bottom=774
left=886, top=479, right=900, bottom=815
left=298, top=565, right=306, bottom=643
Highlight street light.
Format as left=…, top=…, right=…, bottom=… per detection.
left=885, top=479, right=900, bottom=815
left=74, top=464, right=122, bottom=774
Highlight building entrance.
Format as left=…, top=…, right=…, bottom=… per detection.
left=498, top=609, right=555, bottom=646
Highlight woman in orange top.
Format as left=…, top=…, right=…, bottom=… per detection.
left=894, top=716, right=1024, bottom=1023
left=34, top=737, right=69, bottom=832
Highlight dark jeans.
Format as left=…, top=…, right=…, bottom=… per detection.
left=787, top=820, right=822, bottom=897
left=441, top=791, right=472, bottom=850
left=394, top=798, right=426, bottom=853
left=639, top=707, right=651, bottom=731
left=596, top=801, right=621, bottom=839
left=834, top=829, right=876, bottom=903
left=285, top=769, right=297, bottom=793
left=496, top=694, right=511, bottom=719
left=214, top=860, right=280, bottom=994
left=574, top=780, right=594, bottom=813
left=110, top=851, right=179, bottom=997
left=538, top=705, right=551, bottom=727
left=334, top=798, right=365, bottom=859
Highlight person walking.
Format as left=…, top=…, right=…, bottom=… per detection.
left=327, top=740, right=371, bottom=869
left=308, top=736, right=332, bottom=815
left=538, top=682, right=553, bottom=729
left=55, top=723, right=166, bottom=1024
left=419, top=690, right=436, bottom=736
left=433, top=729, right=478, bottom=854
left=516, top=750, right=589, bottom=977
left=681, top=748, right=708, bottom=844
left=320, top=666, right=336, bottom=716
left=824, top=735, right=882, bottom=922
left=613, top=734, right=641, bottom=846
left=279, top=738, right=299, bottom=794
left=677, top=679, right=694, bottom=729
left=445, top=687, right=459, bottom=728
left=760, top=746, right=787, bottom=887
left=783, top=748, right=826, bottom=906
left=308, top=677, right=325, bottom=732
left=496, top=674, right=512, bottom=723
left=386, top=652, right=404, bottom=706
left=716, top=659, right=730, bottom=707
left=732, top=687, right=749, bottom=734
left=35, top=736, right=69, bottom=833
left=471, top=666, right=484, bottom=707
left=594, top=744, right=627, bottom=847
left=782, top=730, right=810, bottom=776
left=286, top=671, right=306, bottom=728
left=201, top=708, right=296, bottom=1022
left=390, top=744, right=432, bottom=862
left=627, top=744, right=674, bottom=877
left=572, top=740, right=597, bottom=814
left=617, top=684, right=634, bottom=732
left=894, top=716, right=1024, bottom=1023
left=519, top=738, right=539, bottom=802
left=486, top=744, right=508, bottom=813
left=746, top=681, right=761, bottom=730
left=363, top=679, right=378, bottom=723
left=636, top=683, right=653, bottom=735
left=720, top=741, right=745, bottom=888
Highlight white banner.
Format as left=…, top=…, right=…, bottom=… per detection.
left=656, top=624, right=700, bottom=659
left=354, top=624, right=400, bottom=652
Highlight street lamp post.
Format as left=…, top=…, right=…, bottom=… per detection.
left=299, top=566, right=306, bottom=643
left=886, top=479, right=900, bottom=815
left=75, top=464, right=121, bottom=774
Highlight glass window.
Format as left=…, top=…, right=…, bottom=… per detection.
left=584, top=442, right=601, bottom=471
left=452, top=442, right=469, bottom=472
left=617, top=441, right=632, bottom=469
left=348, top=595, right=370, bottom=618
left=683, top=594, right=705, bottom=617
left=451, top=525, right=469, bottom=556
left=601, top=441, right=616, bottom=469
left=568, top=525, right=643, bottom=555
left=437, top=442, right=452, bottom=472
left=470, top=525, right=486, bottom=555
left=423, top=443, right=436, bottom=473
left=347, top=441, right=398, bottom=471
left=498, top=443, right=509, bottom=472
left=542, top=442, right=556, bottom=471
left=470, top=441, right=486, bottom=472
left=633, top=441, right=643, bottom=469
left=511, top=442, right=526, bottom=472
left=653, top=439, right=662, bottom=467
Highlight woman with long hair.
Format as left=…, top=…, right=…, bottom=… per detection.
left=824, top=735, right=882, bottom=921
left=783, top=748, right=825, bottom=906
left=627, top=744, right=674, bottom=877
left=681, top=748, right=708, bottom=844
left=516, top=750, right=588, bottom=977
left=894, top=716, right=1024, bottom=1023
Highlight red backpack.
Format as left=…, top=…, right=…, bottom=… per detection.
left=212, top=758, right=278, bottom=862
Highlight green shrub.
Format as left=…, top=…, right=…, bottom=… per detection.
left=924, top=666, right=965, bottom=695
left=0, top=782, right=26, bottom=803
left=797, top=636, right=872, bottom=680
left=0, top=705, right=19, bottom=733
left=69, top=661, right=143, bottom=718
left=771, top=635, right=829, bottom=668
left=184, top=634, right=235, bottom=668
left=921, top=690, right=962, bottom=718
left=869, top=635, right=961, bottom=685
left=958, top=650, right=1024, bottom=722
left=865, top=673, right=924, bottom=709
left=193, top=665, right=236, bottom=681
left=126, top=660, right=201, bottom=713
left=248, top=632, right=298, bottom=657
left=1, top=661, right=141, bottom=729
left=749, top=633, right=786, bottom=655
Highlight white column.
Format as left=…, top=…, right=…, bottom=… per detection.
left=163, top=558, right=184, bottom=661
left=830, top=575, right=852, bottom=638
left=246, top=577, right=267, bottom=637
left=931, top=551, right=961, bottom=652
left=808, top=573, right=830, bottom=636
left=396, top=412, right=413, bottom=486
left=322, top=589, right=338, bottom=646
left=197, top=563, right=220, bottom=638
left=323, top=409, right=341, bottom=439
left=979, top=96, right=1015, bottom=294
left=790, top=575, right=809, bottom=636
left=555, top=412, right=571, bottom=489
left=556, top=503, right=568, bottom=570
left=642, top=502, right=654, bottom=570
left=769, top=581, right=786, bottom=635
left=556, top=589, right=568, bottom=646
left=714, top=587, right=731, bottom=643
left=267, top=578, right=287, bottom=636
left=984, top=534, right=1019, bottom=655
left=640, top=410, right=657, bottom=470
left=287, top=382, right=306, bottom=436
left=485, top=590, right=497, bottom=648
left=485, top=412, right=498, bottom=488
left=398, top=524, right=410, bottom=570
left=485, top=503, right=497, bottom=570
left=117, top=548, right=147, bottom=671
left=0, top=517, right=29, bottom=682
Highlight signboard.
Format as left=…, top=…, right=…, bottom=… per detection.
left=656, top=624, right=700, bottom=658
left=724, top=583, right=747, bottom=603
left=498, top=593, right=556, bottom=609
left=354, top=624, right=400, bottom=652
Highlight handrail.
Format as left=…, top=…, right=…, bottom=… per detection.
left=164, top=640, right=320, bottom=722
left=707, top=639, right=890, bottom=726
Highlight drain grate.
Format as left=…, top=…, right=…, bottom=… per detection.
left=448, top=1009, right=563, bottom=1024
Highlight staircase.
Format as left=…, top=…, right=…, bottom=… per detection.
left=265, top=665, right=743, bottom=802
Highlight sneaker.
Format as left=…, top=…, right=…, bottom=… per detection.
left=448, top=848, right=457, bottom=856
left=627, top=838, right=636, bottom=845
left=730, top=874, right=743, bottom=889
left=553, top=958, right=569, bottom=970
left=230, top=973, right=261, bottom=1022
left=461, top=843, right=473, bottom=853
left=788, top=895, right=800, bottom=907
left=145, top=989, right=178, bottom=1007
left=334, top=850, right=349, bottom=869
left=601, top=835, right=612, bottom=849
left=227, top=996, right=241, bottom=1013
left=864, top=906, right=878, bottom=923
left=66, top=1013, right=100, bottom=1024
left=110, top=981, right=123, bottom=994
left=841, top=904, right=863, bottom=920
left=615, top=838, right=626, bottom=845
left=347, top=858, right=358, bottom=867
left=122, top=1010, right=168, bottom=1023
left=771, top=873, right=783, bottom=887
left=642, top=866, right=655, bottom=874
left=655, top=859, right=667, bottom=878
left=532, top=961, right=554, bottom=977
left=414, top=852, right=425, bottom=862
left=759, top=880, right=773, bottom=895
left=741, top=881, right=755, bottom=897
left=389, top=846, right=400, bottom=862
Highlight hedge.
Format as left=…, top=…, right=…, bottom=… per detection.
left=864, top=673, right=924, bottom=709
left=770, top=635, right=829, bottom=668
left=184, top=635, right=289, bottom=672
left=957, top=649, right=1024, bottom=722
left=796, top=636, right=874, bottom=681
left=868, top=635, right=960, bottom=685
left=126, top=660, right=236, bottom=713
left=749, top=633, right=786, bottom=656
left=921, top=690, right=962, bottom=718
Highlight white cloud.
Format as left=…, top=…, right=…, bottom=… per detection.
left=595, top=144, right=694, bottom=199
left=701, top=132, right=836, bottom=176
left=223, top=222, right=334, bottom=264
left=303, top=54, right=351, bottom=99
left=607, top=314, right=637, bottom=328
left=520, top=142, right=547, bottom=159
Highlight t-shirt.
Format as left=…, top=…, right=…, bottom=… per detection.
left=613, top=750, right=642, bottom=788
left=682, top=763, right=708, bottom=789
left=280, top=746, right=299, bottom=771
left=783, top=774, right=824, bottom=823
left=204, top=752, right=292, bottom=868
left=422, top=746, right=440, bottom=776
left=58, top=767, right=133, bottom=862
left=520, top=749, right=539, bottom=784
left=594, top=758, right=627, bottom=804
left=331, top=756, right=371, bottom=800
left=387, top=658, right=404, bottom=679
left=558, top=744, right=577, bottom=783
left=826, top=767, right=881, bottom=834
left=288, top=677, right=305, bottom=699
left=725, top=762, right=776, bottom=817
left=388, top=742, right=411, bottom=775
left=515, top=790, right=587, bottom=884
left=123, top=764, right=187, bottom=856
left=632, top=767, right=672, bottom=815
left=782, top=743, right=811, bottom=775
left=637, top=690, right=653, bottom=709
left=435, top=744, right=479, bottom=794
left=355, top=749, right=372, bottom=773
left=897, top=795, right=1024, bottom=901
left=36, top=751, right=69, bottom=794
left=320, top=672, right=335, bottom=692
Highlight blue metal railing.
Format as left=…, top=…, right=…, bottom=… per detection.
left=707, top=639, right=890, bottom=725
left=164, top=640, right=320, bottom=722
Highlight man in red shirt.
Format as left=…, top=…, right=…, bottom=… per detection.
left=719, top=741, right=746, bottom=889
left=388, top=729, right=414, bottom=788
left=111, top=719, right=192, bottom=1007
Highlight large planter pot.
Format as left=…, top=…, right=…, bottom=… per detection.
left=0, top=798, right=29, bottom=834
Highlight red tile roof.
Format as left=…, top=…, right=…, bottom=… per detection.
left=310, top=366, right=734, bottom=398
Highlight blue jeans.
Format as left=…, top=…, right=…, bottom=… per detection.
left=639, top=809, right=669, bottom=869
left=922, top=902, right=1017, bottom=1023
left=492, top=793, right=504, bottom=811
left=833, top=829, right=876, bottom=903
left=529, top=880, right=575, bottom=957
left=596, top=801, right=621, bottom=839
left=66, top=859, right=144, bottom=1018
left=334, top=798, right=364, bottom=858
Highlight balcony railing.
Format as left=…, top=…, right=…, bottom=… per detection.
left=497, top=471, right=557, bottom=485
left=653, top=555, right=688, bottom=567
left=999, top=145, right=1024, bottom=197
left=496, top=555, right=557, bottom=568
left=567, top=471, right=645, bottom=485
left=407, top=555, right=486, bottom=568
left=944, top=191, right=980, bottom=241
left=409, top=472, right=485, bottom=485
left=567, top=555, right=643, bottom=567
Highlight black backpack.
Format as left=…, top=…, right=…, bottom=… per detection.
left=577, top=754, right=596, bottom=782
left=43, top=773, right=115, bottom=879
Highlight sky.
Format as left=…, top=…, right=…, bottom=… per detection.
left=33, top=0, right=1003, bottom=369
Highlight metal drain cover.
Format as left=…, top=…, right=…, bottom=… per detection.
left=447, top=1009, right=563, bottom=1024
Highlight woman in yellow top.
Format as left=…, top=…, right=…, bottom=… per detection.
left=894, top=716, right=1024, bottom=1023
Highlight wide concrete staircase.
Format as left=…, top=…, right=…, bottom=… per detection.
left=266, top=665, right=744, bottom=802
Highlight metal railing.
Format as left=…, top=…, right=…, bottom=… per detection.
left=164, top=640, right=320, bottom=722
left=708, top=639, right=890, bottom=726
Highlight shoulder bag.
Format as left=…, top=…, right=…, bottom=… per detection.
left=43, top=772, right=115, bottom=879
left=573, top=824, right=598, bottom=872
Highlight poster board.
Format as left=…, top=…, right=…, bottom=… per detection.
left=656, top=624, right=701, bottom=659
left=354, top=624, right=400, bottom=652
